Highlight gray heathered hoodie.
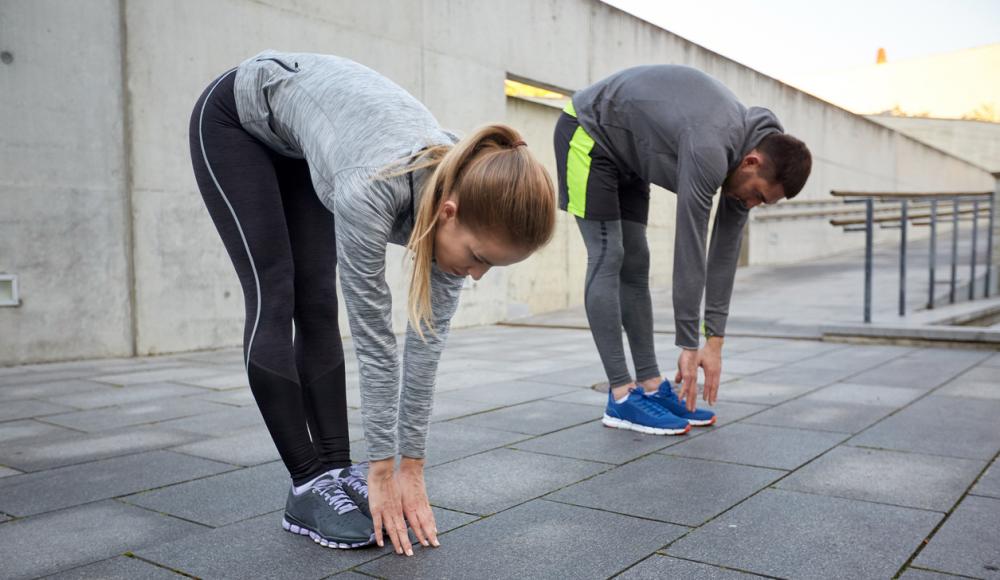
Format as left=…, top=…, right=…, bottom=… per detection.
left=572, top=65, right=784, bottom=349
left=233, top=50, right=463, bottom=462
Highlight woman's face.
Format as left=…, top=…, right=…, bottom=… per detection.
left=432, top=200, right=530, bottom=280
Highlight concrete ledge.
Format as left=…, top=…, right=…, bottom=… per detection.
left=822, top=322, right=1000, bottom=347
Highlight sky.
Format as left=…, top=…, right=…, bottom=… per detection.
left=601, top=0, right=1000, bottom=82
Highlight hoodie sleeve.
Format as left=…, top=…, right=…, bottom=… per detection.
left=704, top=194, right=749, bottom=338
left=671, top=135, right=729, bottom=350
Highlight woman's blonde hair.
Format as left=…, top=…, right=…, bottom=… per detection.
left=395, top=124, right=555, bottom=338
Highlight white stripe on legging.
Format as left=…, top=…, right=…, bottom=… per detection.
left=198, top=69, right=261, bottom=370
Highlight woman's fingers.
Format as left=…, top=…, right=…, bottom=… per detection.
left=406, top=507, right=429, bottom=547
left=372, top=510, right=385, bottom=548
left=425, top=509, right=440, bottom=547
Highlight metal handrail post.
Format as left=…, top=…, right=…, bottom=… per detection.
left=899, top=199, right=907, bottom=316
left=864, top=198, right=874, bottom=323
left=970, top=199, right=979, bottom=300
left=950, top=199, right=959, bottom=304
left=987, top=191, right=996, bottom=297
left=928, top=199, right=938, bottom=309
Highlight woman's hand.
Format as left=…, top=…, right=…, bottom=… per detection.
left=398, top=457, right=440, bottom=548
left=367, top=458, right=413, bottom=556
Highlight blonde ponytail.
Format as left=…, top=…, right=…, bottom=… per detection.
left=399, top=124, right=555, bottom=339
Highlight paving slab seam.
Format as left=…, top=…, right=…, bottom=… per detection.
left=891, top=447, right=1000, bottom=578
left=764, top=485, right=951, bottom=515
left=541, top=496, right=698, bottom=528
left=901, top=565, right=983, bottom=579
left=646, top=553, right=787, bottom=580
left=165, top=446, right=263, bottom=469
left=499, top=444, right=618, bottom=466
left=114, top=496, right=273, bottom=530
left=844, top=356, right=998, bottom=449
left=844, top=442, right=998, bottom=462
left=124, top=553, right=201, bottom=579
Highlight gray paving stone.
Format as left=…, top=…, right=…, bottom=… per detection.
left=0, top=418, right=75, bottom=444
left=717, top=380, right=817, bottom=405
left=192, top=386, right=256, bottom=406
left=176, top=348, right=246, bottom=366
left=789, top=344, right=912, bottom=372
left=326, top=572, right=376, bottom=580
left=0, top=368, right=107, bottom=387
left=41, top=398, right=229, bottom=432
left=664, top=423, right=846, bottom=470
left=449, top=399, right=599, bottom=435
left=716, top=357, right=784, bottom=376
left=135, top=510, right=386, bottom=579
left=0, top=500, right=206, bottom=580
left=512, top=420, right=681, bottom=464
left=849, top=351, right=986, bottom=390
left=52, top=381, right=208, bottom=409
left=0, top=378, right=112, bottom=402
left=549, top=455, right=783, bottom=526
left=0, top=425, right=203, bottom=471
left=616, top=555, right=767, bottom=579
left=982, top=352, right=1000, bottom=368
left=547, top=387, right=608, bottom=407
left=124, top=461, right=288, bottom=526
left=359, top=499, right=687, bottom=580
left=738, top=341, right=849, bottom=364
left=743, top=398, right=895, bottom=433
left=742, top=365, right=853, bottom=388
left=935, top=366, right=1000, bottom=400
left=0, top=450, right=233, bottom=516
left=179, top=371, right=251, bottom=390
left=666, top=489, right=942, bottom=579
left=421, top=421, right=530, bottom=467
left=157, top=406, right=267, bottom=435
left=913, top=495, right=1000, bottom=578
left=51, top=556, right=186, bottom=579
left=93, top=366, right=224, bottom=386
left=442, top=380, right=577, bottom=406
left=0, top=398, right=76, bottom=421
left=702, top=400, right=769, bottom=424
left=777, top=446, right=986, bottom=511
left=800, top=382, right=924, bottom=407
left=524, top=364, right=610, bottom=388
left=427, top=394, right=503, bottom=422
left=425, top=448, right=608, bottom=515
left=850, top=396, right=1000, bottom=460
left=971, top=460, right=1000, bottom=499
left=171, top=426, right=279, bottom=466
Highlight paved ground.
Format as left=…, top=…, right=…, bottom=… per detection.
left=1, top=322, right=999, bottom=579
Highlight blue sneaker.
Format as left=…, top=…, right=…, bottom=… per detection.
left=648, top=379, right=717, bottom=426
left=603, top=387, right=690, bottom=435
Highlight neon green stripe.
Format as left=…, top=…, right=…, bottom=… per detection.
left=565, top=124, right=594, bottom=218
left=563, top=101, right=577, bottom=117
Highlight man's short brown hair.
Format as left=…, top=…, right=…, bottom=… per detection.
left=758, top=134, right=812, bottom=199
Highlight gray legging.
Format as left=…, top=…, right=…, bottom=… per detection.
left=577, top=217, right=660, bottom=388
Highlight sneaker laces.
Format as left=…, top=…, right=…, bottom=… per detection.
left=341, top=463, right=369, bottom=499
left=311, top=478, right=358, bottom=515
left=631, top=389, right=673, bottom=418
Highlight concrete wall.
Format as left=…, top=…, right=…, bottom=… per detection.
left=866, top=116, right=1000, bottom=174
left=2, top=0, right=995, bottom=364
left=0, top=0, right=134, bottom=363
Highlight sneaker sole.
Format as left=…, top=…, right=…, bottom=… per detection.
left=687, top=416, right=716, bottom=427
left=282, top=517, right=375, bottom=549
left=602, top=414, right=691, bottom=435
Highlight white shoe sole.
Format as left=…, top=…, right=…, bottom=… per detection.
left=602, top=414, right=690, bottom=435
left=686, top=416, right=716, bottom=427
left=282, top=517, right=375, bottom=549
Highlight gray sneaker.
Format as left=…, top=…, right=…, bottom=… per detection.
left=283, top=473, right=375, bottom=549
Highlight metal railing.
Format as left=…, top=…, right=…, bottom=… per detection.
left=829, top=189, right=996, bottom=323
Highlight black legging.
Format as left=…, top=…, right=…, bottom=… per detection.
left=189, top=69, right=351, bottom=485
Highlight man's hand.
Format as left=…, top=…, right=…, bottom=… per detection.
left=701, top=336, right=724, bottom=406
left=675, top=337, right=725, bottom=411
left=675, top=349, right=699, bottom=411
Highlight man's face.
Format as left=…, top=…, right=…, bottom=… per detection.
left=721, top=151, right=785, bottom=211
